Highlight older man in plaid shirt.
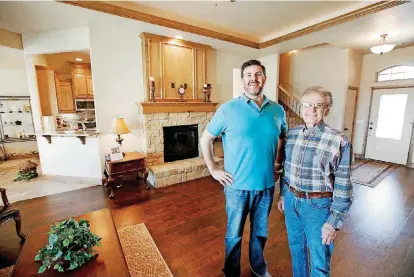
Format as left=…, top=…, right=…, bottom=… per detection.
left=277, top=86, right=353, bottom=277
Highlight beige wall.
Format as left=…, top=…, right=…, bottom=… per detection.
left=279, top=44, right=349, bottom=130
left=347, top=49, right=363, bottom=87
left=354, top=46, right=414, bottom=167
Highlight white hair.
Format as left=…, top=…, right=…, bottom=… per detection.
left=301, top=86, right=333, bottom=108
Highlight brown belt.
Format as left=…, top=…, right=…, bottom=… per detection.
left=289, top=186, right=333, bottom=199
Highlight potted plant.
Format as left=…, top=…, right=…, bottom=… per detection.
left=34, top=218, right=102, bottom=274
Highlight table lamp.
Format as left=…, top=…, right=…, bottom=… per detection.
left=109, top=116, right=130, bottom=147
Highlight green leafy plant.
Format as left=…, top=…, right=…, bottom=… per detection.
left=34, top=218, right=102, bottom=274
left=13, top=170, right=38, bottom=181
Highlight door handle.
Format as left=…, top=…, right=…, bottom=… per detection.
left=344, top=128, right=348, bottom=131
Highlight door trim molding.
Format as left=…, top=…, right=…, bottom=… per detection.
left=371, top=84, right=414, bottom=90
left=344, top=86, right=359, bottom=143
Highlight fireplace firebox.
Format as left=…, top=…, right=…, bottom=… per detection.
left=163, top=124, right=198, bottom=162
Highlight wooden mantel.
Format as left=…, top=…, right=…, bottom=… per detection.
left=137, top=101, right=218, bottom=114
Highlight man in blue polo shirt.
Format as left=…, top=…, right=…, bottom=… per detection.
left=200, top=60, right=287, bottom=277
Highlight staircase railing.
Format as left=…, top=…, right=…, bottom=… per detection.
left=278, top=85, right=302, bottom=128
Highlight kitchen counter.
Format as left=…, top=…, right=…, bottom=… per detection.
left=24, top=131, right=98, bottom=144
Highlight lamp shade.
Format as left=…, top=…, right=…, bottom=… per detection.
left=109, top=117, right=130, bottom=135
left=370, top=34, right=395, bottom=55
left=370, top=44, right=395, bottom=55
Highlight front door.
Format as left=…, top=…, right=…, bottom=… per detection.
left=365, top=88, right=414, bottom=165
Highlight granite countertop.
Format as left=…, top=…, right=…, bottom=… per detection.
left=24, top=130, right=99, bottom=137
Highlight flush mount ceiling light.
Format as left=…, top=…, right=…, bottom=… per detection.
left=370, top=34, right=395, bottom=55
left=75, top=58, right=83, bottom=61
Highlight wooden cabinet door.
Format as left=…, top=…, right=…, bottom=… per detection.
left=163, top=44, right=193, bottom=99
left=35, top=66, right=54, bottom=116
left=86, top=68, right=94, bottom=97
left=71, top=64, right=93, bottom=98
left=56, top=80, right=75, bottom=113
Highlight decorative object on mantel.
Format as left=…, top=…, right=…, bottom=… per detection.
left=203, top=83, right=212, bottom=102
left=149, top=76, right=156, bottom=102
left=177, top=84, right=187, bottom=102
left=14, top=160, right=39, bottom=181
left=109, top=116, right=130, bottom=155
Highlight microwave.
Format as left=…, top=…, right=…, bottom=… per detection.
left=75, top=99, right=95, bottom=111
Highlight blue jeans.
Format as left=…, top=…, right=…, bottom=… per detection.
left=284, top=189, right=334, bottom=277
left=223, top=186, right=275, bottom=277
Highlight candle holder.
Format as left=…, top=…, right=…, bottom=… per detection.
left=203, top=84, right=212, bottom=102
left=149, top=77, right=156, bottom=102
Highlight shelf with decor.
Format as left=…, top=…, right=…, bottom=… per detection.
left=0, top=96, right=35, bottom=140
left=0, top=96, right=36, bottom=161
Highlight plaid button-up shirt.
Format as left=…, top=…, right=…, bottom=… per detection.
left=280, top=122, right=353, bottom=229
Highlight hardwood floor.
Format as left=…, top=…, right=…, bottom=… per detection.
left=1, top=167, right=413, bottom=277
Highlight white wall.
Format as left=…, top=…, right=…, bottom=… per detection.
left=37, top=136, right=101, bottom=178
left=0, top=46, right=38, bottom=155
left=354, top=46, right=414, bottom=163
left=22, top=27, right=90, bottom=55
left=0, top=46, right=30, bottom=96
left=279, top=44, right=349, bottom=130
left=259, top=54, right=279, bottom=102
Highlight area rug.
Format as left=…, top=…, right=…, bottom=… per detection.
left=0, top=158, right=100, bottom=203
left=117, top=223, right=174, bottom=277
left=0, top=223, right=173, bottom=277
left=352, top=160, right=400, bottom=188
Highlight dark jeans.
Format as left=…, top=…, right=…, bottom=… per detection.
left=223, top=186, right=275, bottom=277
left=284, top=189, right=334, bottom=277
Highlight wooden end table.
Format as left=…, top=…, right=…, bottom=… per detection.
left=103, top=152, right=149, bottom=199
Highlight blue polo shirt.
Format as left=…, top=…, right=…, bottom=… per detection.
left=207, top=94, right=287, bottom=191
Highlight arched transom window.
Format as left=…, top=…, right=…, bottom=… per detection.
left=377, top=65, right=414, bottom=82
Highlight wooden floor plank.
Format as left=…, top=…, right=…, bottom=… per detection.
left=0, top=166, right=413, bottom=277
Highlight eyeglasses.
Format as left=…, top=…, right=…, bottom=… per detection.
left=301, top=101, right=328, bottom=110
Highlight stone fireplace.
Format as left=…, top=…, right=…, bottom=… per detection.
left=137, top=106, right=223, bottom=188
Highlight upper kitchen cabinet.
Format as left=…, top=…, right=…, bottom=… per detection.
left=70, top=63, right=94, bottom=99
left=140, top=33, right=211, bottom=101
left=56, top=79, right=75, bottom=113
left=35, top=66, right=76, bottom=115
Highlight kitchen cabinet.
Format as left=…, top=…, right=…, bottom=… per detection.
left=56, top=79, right=75, bottom=113
left=71, top=63, right=94, bottom=99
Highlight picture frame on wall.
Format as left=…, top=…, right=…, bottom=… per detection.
left=110, top=146, right=123, bottom=161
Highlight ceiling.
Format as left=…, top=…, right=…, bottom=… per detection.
left=38, top=51, right=91, bottom=79
left=122, top=1, right=363, bottom=42
left=261, top=1, right=414, bottom=55
left=0, top=1, right=413, bottom=56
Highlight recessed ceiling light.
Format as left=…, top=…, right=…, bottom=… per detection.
left=175, top=35, right=183, bottom=39
left=75, top=58, right=83, bottom=62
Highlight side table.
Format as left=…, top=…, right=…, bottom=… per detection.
left=104, top=152, right=149, bottom=199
